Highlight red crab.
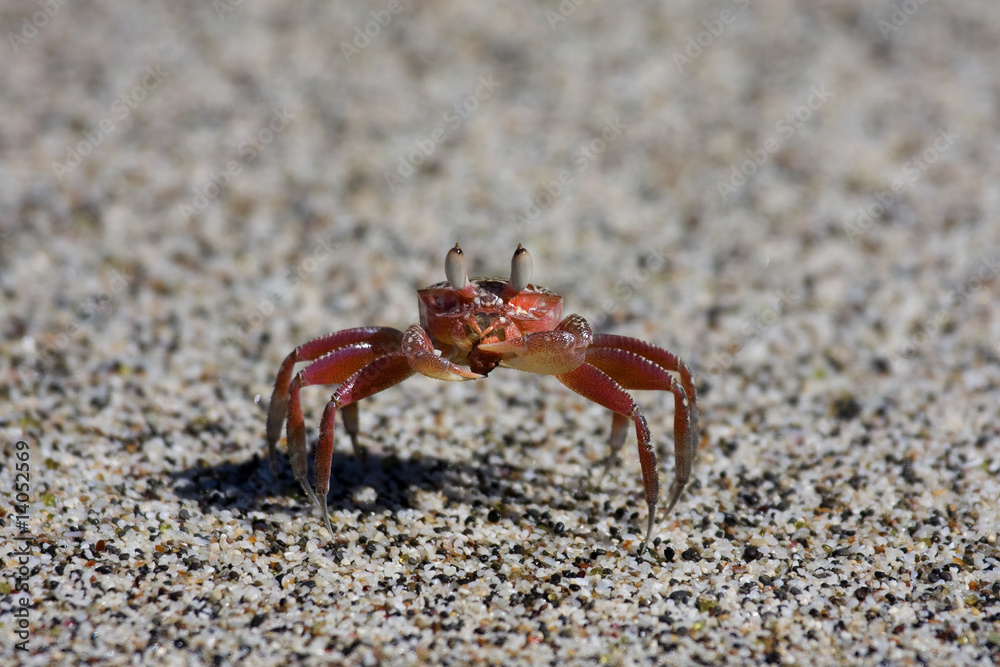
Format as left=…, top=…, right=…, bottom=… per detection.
left=266, top=244, right=699, bottom=551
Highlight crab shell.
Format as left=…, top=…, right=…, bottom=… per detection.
left=417, top=277, right=564, bottom=375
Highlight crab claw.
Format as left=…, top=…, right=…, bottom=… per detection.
left=477, top=331, right=584, bottom=374
left=402, top=324, right=483, bottom=380
left=477, top=313, right=591, bottom=375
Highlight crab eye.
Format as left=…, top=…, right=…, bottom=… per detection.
left=445, top=243, right=467, bottom=289
left=509, top=244, right=532, bottom=292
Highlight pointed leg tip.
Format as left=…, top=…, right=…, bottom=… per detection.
left=663, top=483, right=684, bottom=517
left=574, top=466, right=597, bottom=496
left=349, top=435, right=369, bottom=463
left=597, top=455, right=619, bottom=485
left=321, top=498, right=334, bottom=537
left=300, top=481, right=321, bottom=508
left=643, top=517, right=658, bottom=556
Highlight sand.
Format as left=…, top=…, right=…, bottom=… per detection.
left=2, top=1, right=998, bottom=664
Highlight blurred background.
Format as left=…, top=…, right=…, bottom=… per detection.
left=2, top=1, right=998, bottom=664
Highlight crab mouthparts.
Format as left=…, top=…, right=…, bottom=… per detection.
left=468, top=345, right=502, bottom=376
left=465, top=312, right=506, bottom=343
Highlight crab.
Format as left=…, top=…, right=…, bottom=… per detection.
left=266, top=244, right=699, bottom=551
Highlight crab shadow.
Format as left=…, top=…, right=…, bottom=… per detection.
left=169, top=446, right=528, bottom=519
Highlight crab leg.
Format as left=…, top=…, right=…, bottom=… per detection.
left=584, top=345, right=697, bottom=521
left=285, top=341, right=404, bottom=487
left=590, top=334, right=699, bottom=444
left=555, top=362, right=661, bottom=552
left=472, top=317, right=697, bottom=549
left=266, top=327, right=403, bottom=463
left=310, top=352, right=415, bottom=534
left=282, top=323, right=480, bottom=535
left=588, top=412, right=631, bottom=482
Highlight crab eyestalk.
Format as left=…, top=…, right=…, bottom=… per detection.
left=509, top=244, right=532, bottom=292
left=445, top=243, right=467, bottom=289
